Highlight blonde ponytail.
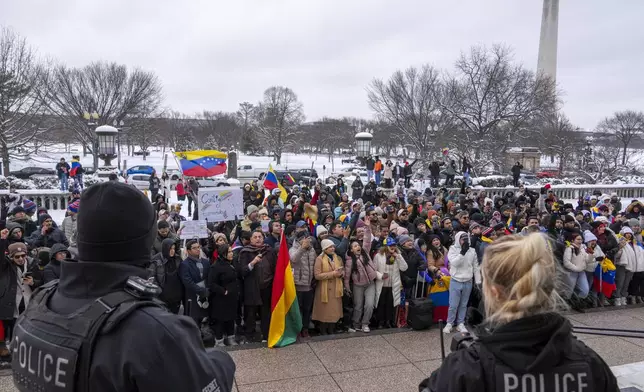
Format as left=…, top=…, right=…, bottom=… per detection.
left=482, top=233, right=566, bottom=326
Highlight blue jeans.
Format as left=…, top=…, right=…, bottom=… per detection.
left=463, top=172, right=471, bottom=186
left=566, top=270, right=589, bottom=299
left=447, top=279, right=472, bottom=325
left=375, top=171, right=381, bottom=185
left=367, top=170, right=374, bottom=181
left=60, top=174, right=68, bottom=191
left=73, top=174, right=83, bottom=190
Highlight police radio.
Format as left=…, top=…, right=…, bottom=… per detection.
left=125, top=276, right=162, bottom=299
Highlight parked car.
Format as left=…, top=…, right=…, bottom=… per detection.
left=536, top=169, right=560, bottom=179
left=520, top=172, right=537, bottom=185
left=126, top=165, right=156, bottom=176
left=165, top=169, right=182, bottom=181
left=10, top=167, right=56, bottom=179
left=127, top=174, right=151, bottom=190
left=133, top=150, right=150, bottom=156
left=237, top=165, right=266, bottom=179
left=196, top=176, right=241, bottom=188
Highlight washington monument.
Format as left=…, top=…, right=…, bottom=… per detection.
left=537, top=0, right=560, bottom=80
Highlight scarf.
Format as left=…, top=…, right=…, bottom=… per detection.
left=320, top=253, right=343, bottom=303
left=481, top=236, right=493, bottom=244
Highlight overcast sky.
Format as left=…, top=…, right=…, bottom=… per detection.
left=2, top=0, right=643, bottom=129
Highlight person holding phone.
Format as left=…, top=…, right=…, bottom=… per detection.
left=373, top=237, right=408, bottom=328
left=0, top=239, right=42, bottom=358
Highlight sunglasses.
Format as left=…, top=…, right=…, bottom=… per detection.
left=13, top=254, right=26, bottom=260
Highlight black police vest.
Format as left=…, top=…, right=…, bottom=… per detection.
left=474, top=342, right=595, bottom=392
left=11, top=281, right=165, bottom=392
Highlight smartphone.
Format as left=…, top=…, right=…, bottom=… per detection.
left=23, top=272, right=32, bottom=279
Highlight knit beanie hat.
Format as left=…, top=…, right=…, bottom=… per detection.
left=157, top=220, right=170, bottom=229
left=247, top=205, right=259, bottom=215
left=23, top=199, right=36, bottom=213
left=629, top=218, right=640, bottom=228
left=321, top=239, right=334, bottom=251
left=8, top=243, right=27, bottom=257
left=68, top=200, right=80, bottom=214
left=397, top=234, right=412, bottom=246
left=316, top=226, right=328, bottom=238
left=620, top=226, right=634, bottom=236
left=77, top=182, right=156, bottom=265
left=583, top=230, right=597, bottom=243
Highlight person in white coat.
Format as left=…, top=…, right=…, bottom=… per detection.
left=444, top=231, right=481, bottom=334
left=615, top=227, right=638, bottom=305
left=373, top=237, right=408, bottom=328
left=583, top=230, right=606, bottom=307
left=562, top=233, right=590, bottom=300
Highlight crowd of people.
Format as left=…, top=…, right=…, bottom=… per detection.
left=1, top=163, right=643, bottom=355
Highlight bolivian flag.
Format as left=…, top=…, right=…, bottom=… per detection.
left=268, top=232, right=302, bottom=348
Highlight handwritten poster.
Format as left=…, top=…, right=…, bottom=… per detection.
left=179, top=220, right=209, bottom=239
left=198, top=187, right=244, bottom=222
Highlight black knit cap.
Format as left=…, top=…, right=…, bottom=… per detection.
left=77, top=182, right=156, bottom=265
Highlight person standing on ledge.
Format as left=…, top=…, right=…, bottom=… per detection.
left=11, top=181, right=236, bottom=392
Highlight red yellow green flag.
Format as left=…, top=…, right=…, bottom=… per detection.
left=268, top=232, right=302, bottom=348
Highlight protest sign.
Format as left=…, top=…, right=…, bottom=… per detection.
left=198, top=187, right=244, bottom=222
left=179, top=220, right=209, bottom=239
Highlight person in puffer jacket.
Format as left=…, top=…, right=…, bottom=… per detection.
left=626, top=228, right=644, bottom=304
left=615, top=227, right=638, bottom=306
left=43, top=243, right=71, bottom=283
left=444, top=231, right=481, bottom=334
left=562, top=233, right=589, bottom=300
left=582, top=231, right=606, bottom=307
left=289, top=231, right=317, bottom=338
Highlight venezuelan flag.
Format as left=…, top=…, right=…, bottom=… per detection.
left=70, top=159, right=82, bottom=177
left=506, top=216, right=514, bottom=233
left=591, top=207, right=601, bottom=221
left=264, top=165, right=288, bottom=202
left=174, top=150, right=227, bottom=177
left=268, top=232, right=302, bottom=348
left=593, top=258, right=616, bottom=298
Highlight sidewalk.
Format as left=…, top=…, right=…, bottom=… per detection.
left=1, top=307, right=644, bottom=391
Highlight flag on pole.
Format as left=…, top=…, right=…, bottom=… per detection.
left=506, top=216, right=515, bottom=233
left=263, top=165, right=288, bottom=202
left=268, top=232, right=302, bottom=348
left=174, top=150, right=228, bottom=177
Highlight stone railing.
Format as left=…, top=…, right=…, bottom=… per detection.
left=0, top=190, right=73, bottom=211
left=455, top=185, right=644, bottom=200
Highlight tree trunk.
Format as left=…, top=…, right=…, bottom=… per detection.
left=275, top=153, right=281, bottom=165
left=622, top=144, right=627, bottom=165
left=83, top=144, right=87, bottom=156
left=1, top=147, right=9, bottom=177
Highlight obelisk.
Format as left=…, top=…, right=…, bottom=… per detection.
left=537, top=0, right=559, bottom=80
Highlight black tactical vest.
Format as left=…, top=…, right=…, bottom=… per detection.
left=11, top=281, right=164, bottom=392
left=475, top=342, right=595, bottom=392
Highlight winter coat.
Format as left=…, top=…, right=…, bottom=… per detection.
left=429, top=162, right=443, bottom=177
left=148, top=238, right=184, bottom=305
left=0, top=250, right=42, bottom=320
left=584, top=245, right=605, bottom=273
left=61, top=215, right=77, bottom=247
left=351, top=177, right=364, bottom=200
left=616, top=243, right=638, bottom=271
left=328, top=235, right=350, bottom=259
left=444, top=163, right=458, bottom=177
left=344, top=253, right=377, bottom=287
left=563, top=246, right=590, bottom=273
left=290, top=239, right=317, bottom=291
left=511, top=163, right=523, bottom=177
left=312, top=253, right=344, bottom=323
left=383, top=163, right=393, bottom=180
left=43, top=243, right=70, bottom=283
left=400, top=246, right=426, bottom=288
left=26, top=227, right=69, bottom=249
left=207, top=257, right=240, bottom=322
left=152, top=232, right=177, bottom=256
left=423, top=313, right=618, bottom=392
left=366, top=158, right=375, bottom=171
left=239, top=245, right=277, bottom=306
left=373, top=251, right=408, bottom=307
left=446, top=232, right=481, bottom=284
left=149, top=175, right=161, bottom=192
left=55, top=162, right=70, bottom=178
left=179, top=256, right=210, bottom=321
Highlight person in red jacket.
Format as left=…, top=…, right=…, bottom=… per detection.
left=176, top=178, right=187, bottom=201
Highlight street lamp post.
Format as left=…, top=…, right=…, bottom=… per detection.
left=355, top=130, right=373, bottom=162
left=95, top=125, right=118, bottom=166
left=113, top=120, right=126, bottom=170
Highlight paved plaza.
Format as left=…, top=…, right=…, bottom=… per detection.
left=1, top=307, right=644, bottom=391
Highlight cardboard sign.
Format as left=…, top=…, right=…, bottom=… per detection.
left=179, top=220, right=209, bottom=239
left=198, top=187, right=244, bottom=223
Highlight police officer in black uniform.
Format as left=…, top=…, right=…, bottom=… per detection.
left=11, top=182, right=236, bottom=391
left=420, top=233, right=619, bottom=392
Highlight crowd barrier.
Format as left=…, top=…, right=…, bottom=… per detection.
left=1, top=184, right=643, bottom=212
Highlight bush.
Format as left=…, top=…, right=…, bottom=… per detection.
left=474, top=175, right=514, bottom=188
left=83, top=174, right=103, bottom=187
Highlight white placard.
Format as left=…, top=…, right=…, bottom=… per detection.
left=198, top=187, right=244, bottom=222
left=179, top=220, right=209, bottom=239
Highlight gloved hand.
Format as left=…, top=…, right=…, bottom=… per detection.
left=461, top=241, right=470, bottom=255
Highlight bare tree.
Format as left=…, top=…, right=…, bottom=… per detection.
left=236, top=102, right=256, bottom=151
left=254, top=86, right=304, bottom=164
left=597, top=110, right=644, bottom=165
left=197, top=111, right=239, bottom=149
left=441, top=44, right=557, bottom=170
left=0, top=27, right=49, bottom=175
left=161, top=111, right=195, bottom=151
left=42, top=61, right=163, bottom=169
left=537, top=113, right=584, bottom=173
left=367, top=65, right=447, bottom=156
left=128, top=109, right=161, bottom=161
